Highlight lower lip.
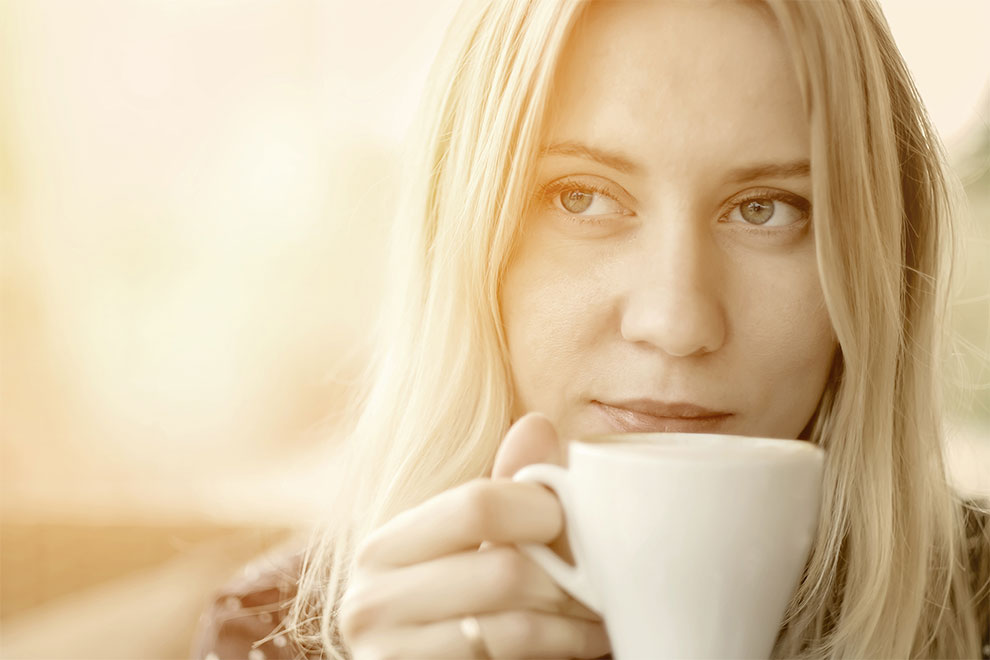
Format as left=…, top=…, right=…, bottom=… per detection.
left=592, top=401, right=733, bottom=434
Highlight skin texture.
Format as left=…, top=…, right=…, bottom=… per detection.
left=343, top=2, right=838, bottom=658
left=502, top=0, right=837, bottom=442
left=343, top=413, right=608, bottom=659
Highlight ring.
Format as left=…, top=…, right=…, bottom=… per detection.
left=459, top=615, right=493, bottom=659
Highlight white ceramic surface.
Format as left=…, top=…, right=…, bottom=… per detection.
left=514, top=433, right=824, bottom=659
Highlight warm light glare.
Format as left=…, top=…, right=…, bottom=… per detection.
left=1, top=2, right=987, bottom=658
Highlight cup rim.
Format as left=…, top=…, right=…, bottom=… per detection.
left=572, top=432, right=824, bottom=462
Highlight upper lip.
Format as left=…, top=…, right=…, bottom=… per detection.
left=596, top=398, right=731, bottom=418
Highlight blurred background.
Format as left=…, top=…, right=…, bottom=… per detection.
left=1, top=1, right=987, bottom=657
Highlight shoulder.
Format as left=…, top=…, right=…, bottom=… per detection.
left=191, top=544, right=308, bottom=660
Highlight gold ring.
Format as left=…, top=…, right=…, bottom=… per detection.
left=459, top=615, right=492, bottom=659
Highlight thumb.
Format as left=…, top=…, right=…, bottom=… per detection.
left=490, top=412, right=564, bottom=479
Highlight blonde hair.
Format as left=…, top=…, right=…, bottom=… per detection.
left=284, top=1, right=987, bottom=657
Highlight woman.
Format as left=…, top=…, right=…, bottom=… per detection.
left=193, top=0, right=989, bottom=657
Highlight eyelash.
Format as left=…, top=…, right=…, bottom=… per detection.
left=539, top=179, right=812, bottom=233
left=538, top=179, right=626, bottom=225
left=721, top=188, right=812, bottom=235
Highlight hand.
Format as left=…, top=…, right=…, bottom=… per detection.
left=339, top=413, right=610, bottom=659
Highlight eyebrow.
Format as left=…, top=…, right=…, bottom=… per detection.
left=724, top=160, right=811, bottom=183
left=540, top=141, right=643, bottom=175
left=540, top=140, right=811, bottom=183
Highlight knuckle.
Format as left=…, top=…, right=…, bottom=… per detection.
left=486, top=547, right=531, bottom=597
left=337, top=597, right=361, bottom=642
left=353, top=537, right=375, bottom=568
left=460, top=478, right=502, bottom=539
left=337, top=584, right=380, bottom=643
left=502, top=611, right=541, bottom=647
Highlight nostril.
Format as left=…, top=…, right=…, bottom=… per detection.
left=619, top=291, right=726, bottom=357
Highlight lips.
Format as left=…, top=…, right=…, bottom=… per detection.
left=592, top=399, right=733, bottom=433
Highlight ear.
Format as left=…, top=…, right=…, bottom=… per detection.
left=490, top=412, right=564, bottom=479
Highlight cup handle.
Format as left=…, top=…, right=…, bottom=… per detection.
left=512, top=463, right=603, bottom=615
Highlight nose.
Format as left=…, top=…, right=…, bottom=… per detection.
left=619, top=222, right=726, bottom=357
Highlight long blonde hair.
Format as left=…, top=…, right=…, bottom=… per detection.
left=285, top=1, right=986, bottom=657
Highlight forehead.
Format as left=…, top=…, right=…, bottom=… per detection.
left=545, top=0, right=808, bottom=173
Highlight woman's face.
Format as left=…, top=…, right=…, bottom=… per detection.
left=501, top=0, right=837, bottom=441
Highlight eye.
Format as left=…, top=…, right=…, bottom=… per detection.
left=724, top=191, right=810, bottom=228
left=740, top=198, right=775, bottom=224
left=545, top=181, right=630, bottom=219
left=560, top=189, right=595, bottom=213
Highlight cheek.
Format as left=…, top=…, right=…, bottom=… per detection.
left=740, top=278, right=833, bottom=363
left=500, top=232, right=610, bottom=412
left=729, top=250, right=836, bottom=429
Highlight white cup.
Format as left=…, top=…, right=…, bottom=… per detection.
left=513, top=432, right=824, bottom=659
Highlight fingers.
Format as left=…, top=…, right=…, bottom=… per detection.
left=343, top=546, right=597, bottom=634
left=357, top=479, right=563, bottom=569
left=484, top=413, right=565, bottom=556
left=343, top=415, right=606, bottom=659
left=349, top=611, right=610, bottom=660
left=490, top=412, right=565, bottom=480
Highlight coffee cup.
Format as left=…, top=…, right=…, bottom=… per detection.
left=513, top=432, right=824, bottom=659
